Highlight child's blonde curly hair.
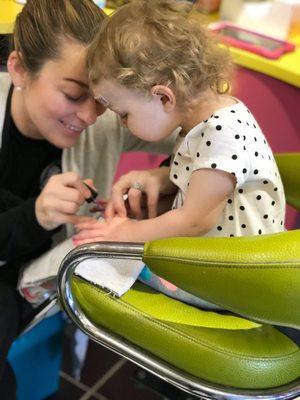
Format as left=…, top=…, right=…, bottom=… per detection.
left=87, top=0, right=232, bottom=108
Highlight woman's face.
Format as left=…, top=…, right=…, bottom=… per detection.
left=10, top=40, right=105, bottom=149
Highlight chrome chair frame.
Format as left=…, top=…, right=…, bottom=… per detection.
left=19, top=293, right=59, bottom=335
left=58, top=242, right=300, bottom=400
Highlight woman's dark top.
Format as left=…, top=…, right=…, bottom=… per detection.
left=0, top=87, right=62, bottom=283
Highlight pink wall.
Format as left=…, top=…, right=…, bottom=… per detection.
left=115, top=153, right=166, bottom=180
left=232, top=67, right=300, bottom=154
left=233, top=67, right=300, bottom=229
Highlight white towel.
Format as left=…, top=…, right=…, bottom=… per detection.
left=19, top=238, right=74, bottom=289
left=18, top=237, right=144, bottom=304
left=75, top=258, right=144, bottom=297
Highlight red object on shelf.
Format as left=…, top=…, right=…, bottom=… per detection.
left=209, top=21, right=295, bottom=60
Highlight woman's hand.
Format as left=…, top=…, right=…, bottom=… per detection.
left=105, top=167, right=176, bottom=220
left=35, top=172, right=94, bottom=230
left=73, top=216, right=136, bottom=245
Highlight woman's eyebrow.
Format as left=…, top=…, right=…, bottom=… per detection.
left=64, top=78, right=89, bottom=89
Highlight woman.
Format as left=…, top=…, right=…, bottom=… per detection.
left=0, top=0, right=173, bottom=397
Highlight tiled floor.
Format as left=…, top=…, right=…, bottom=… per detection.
left=48, top=334, right=196, bottom=400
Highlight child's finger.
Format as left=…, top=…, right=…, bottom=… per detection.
left=104, top=200, right=126, bottom=219
left=73, top=236, right=105, bottom=246
left=73, top=228, right=106, bottom=240
left=75, top=219, right=104, bottom=232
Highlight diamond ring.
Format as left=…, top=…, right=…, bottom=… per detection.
left=131, top=181, right=144, bottom=192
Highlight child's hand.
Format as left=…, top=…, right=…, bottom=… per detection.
left=73, top=216, right=136, bottom=245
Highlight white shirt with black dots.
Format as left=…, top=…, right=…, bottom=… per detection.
left=170, top=100, right=286, bottom=237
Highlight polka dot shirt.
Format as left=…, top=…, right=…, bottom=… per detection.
left=170, top=100, right=286, bottom=237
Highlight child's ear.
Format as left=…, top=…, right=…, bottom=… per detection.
left=151, top=85, right=176, bottom=111
left=7, top=51, right=28, bottom=90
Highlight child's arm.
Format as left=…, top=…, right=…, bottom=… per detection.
left=73, top=168, right=235, bottom=244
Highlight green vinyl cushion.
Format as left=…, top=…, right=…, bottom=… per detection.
left=72, top=277, right=300, bottom=390
left=143, top=230, right=300, bottom=329
left=275, top=153, right=300, bottom=210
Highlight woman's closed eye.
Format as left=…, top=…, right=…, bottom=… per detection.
left=64, top=93, right=87, bottom=103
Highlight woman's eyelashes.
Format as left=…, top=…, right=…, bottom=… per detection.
left=64, top=93, right=86, bottom=102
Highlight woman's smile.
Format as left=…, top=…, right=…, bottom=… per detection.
left=59, top=119, right=85, bottom=135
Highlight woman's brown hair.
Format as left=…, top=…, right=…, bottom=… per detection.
left=12, top=0, right=106, bottom=75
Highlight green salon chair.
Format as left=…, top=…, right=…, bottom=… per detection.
left=58, top=153, right=300, bottom=400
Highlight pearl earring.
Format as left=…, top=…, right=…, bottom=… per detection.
left=15, top=86, right=22, bottom=92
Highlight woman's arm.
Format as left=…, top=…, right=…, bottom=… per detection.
left=0, top=173, right=93, bottom=264
left=0, top=188, right=53, bottom=264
